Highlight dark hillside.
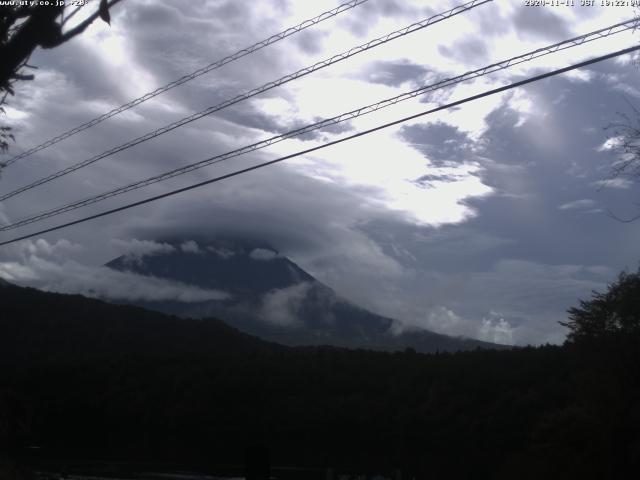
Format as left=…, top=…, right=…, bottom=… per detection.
left=1, top=282, right=638, bottom=479
left=0, top=281, right=279, bottom=368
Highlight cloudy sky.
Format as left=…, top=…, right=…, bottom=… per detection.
left=1, top=0, right=640, bottom=345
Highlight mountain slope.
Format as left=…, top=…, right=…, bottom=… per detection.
left=0, top=281, right=279, bottom=369
left=106, top=239, right=502, bottom=352
left=0, top=281, right=580, bottom=479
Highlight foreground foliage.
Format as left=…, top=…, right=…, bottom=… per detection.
left=0, top=281, right=638, bottom=479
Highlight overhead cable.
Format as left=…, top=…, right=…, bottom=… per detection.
left=1, top=43, right=637, bottom=247
left=1, top=0, right=372, bottom=167
left=0, top=0, right=492, bottom=202
left=2, top=18, right=636, bottom=232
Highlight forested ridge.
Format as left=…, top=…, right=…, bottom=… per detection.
left=1, top=280, right=639, bottom=479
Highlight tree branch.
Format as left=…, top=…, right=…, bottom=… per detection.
left=606, top=208, right=640, bottom=223
left=60, top=5, right=84, bottom=27
left=50, top=0, right=124, bottom=47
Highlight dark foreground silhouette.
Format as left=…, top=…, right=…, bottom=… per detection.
left=1, top=281, right=639, bottom=479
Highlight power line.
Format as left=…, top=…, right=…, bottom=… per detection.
left=0, top=0, right=492, bottom=203
left=1, top=0, right=372, bottom=167
left=1, top=44, right=637, bottom=248
left=1, top=18, right=636, bottom=232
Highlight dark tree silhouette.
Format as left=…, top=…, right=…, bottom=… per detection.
left=0, top=0, right=123, bottom=156
left=561, top=267, right=640, bottom=343
left=559, top=268, right=640, bottom=478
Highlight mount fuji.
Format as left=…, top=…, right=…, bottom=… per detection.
left=105, top=239, right=502, bottom=352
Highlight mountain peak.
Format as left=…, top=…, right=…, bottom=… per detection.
left=108, top=238, right=314, bottom=297
left=105, top=238, right=503, bottom=352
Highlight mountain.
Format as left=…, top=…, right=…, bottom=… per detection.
left=0, top=281, right=280, bottom=369
left=105, top=239, right=502, bottom=352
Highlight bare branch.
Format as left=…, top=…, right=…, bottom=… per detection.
left=52, top=0, right=123, bottom=47
left=60, top=5, right=85, bottom=27
left=604, top=99, right=640, bottom=179
left=607, top=208, right=640, bottom=223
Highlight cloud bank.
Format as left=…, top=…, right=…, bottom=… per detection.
left=0, top=239, right=228, bottom=303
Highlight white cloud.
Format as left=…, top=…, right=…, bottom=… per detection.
left=0, top=238, right=84, bottom=263
left=180, top=240, right=202, bottom=254
left=423, top=306, right=475, bottom=338
left=260, top=282, right=312, bottom=326
left=392, top=306, right=514, bottom=345
left=111, top=238, right=175, bottom=261
left=597, top=136, right=623, bottom=152
left=284, top=132, right=493, bottom=227
left=479, top=314, right=514, bottom=345
left=558, top=199, right=597, bottom=211
left=562, top=69, right=593, bottom=83
left=591, top=178, right=633, bottom=190
left=329, top=257, right=612, bottom=346
left=0, top=239, right=228, bottom=303
left=206, top=246, right=236, bottom=259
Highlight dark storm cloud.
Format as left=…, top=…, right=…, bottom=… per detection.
left=456, top=69, right=640, bottom=270
left=121, top=162, right=384, bottom=255
left=198, top=101, right=355, bottom=141
left=336, top=0, right=420, bottom=38
left=108, top=0, right=376, bottom=144
left=3, top=53, right=152, bottom=168
left=293, top=29, right=329, bottom=55
left=116, top=2, right=201, bottom=78
left=513, top=6, right=571, bottom=41
left=125, top=0, right=177, bottom=26
left=438, top=38, right=489, bottom=66
left=28, top=42, right=127, bottom=103
left=363, top=60, right=429, bottom=87
left=306, top=117, right=355, bottom=137
left=362, top=219, right=513, bottom=272
left=476, top=5, right=511, bottom=37
left=117, top=0, right=293, bottom=109
left=221, top=103, right=293, bottom=135
left=413, top=173, right=468, bottom=188
left=400, top=121, right=475, bottom=164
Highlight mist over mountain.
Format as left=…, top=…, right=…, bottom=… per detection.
left=105, top=238, right=502, bottom=352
